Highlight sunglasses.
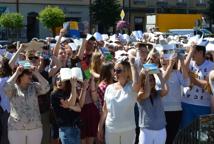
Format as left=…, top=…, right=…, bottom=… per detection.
left=28, top=56, right=39, bottom=61
left=114, top=68, right=123, bottom=74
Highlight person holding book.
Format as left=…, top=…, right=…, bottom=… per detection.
left=79, top=36, right=100, bottom=144
left=134, top=42, right=149, bottom=143
left=3, top=65, right=50, bottom=144
left=51, top=73, right=88, bottom=144
left=159, top=54, right=189, bottom=144
left=137, top=69, right=168, bottom=144
left=97, top=56, right=140, bottom=144
left=181, top=40, right=214, bottom=128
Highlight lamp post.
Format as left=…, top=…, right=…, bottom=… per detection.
left=186, top=0, right=189, bottom=14
left=16, top=0, right=19, bottom=13
left=128, top=0, right=131, bottom=33
left=89, top=0, right=92, bottom=33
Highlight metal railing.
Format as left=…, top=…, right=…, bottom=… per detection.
left=174, top=114, right=214, bottom=144
left=0, top=27, right=27, bottom=42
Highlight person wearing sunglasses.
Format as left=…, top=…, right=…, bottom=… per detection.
left=3, top=65, right=50, bottom=144
left=98, top=56, right=140, bottom=144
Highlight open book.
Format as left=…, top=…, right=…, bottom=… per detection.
left=60, top=67, right=83, bottom=82
left=100, top=47, right=112, bottom=61
left=143, top=63, right=160, bottom=74
left=18, top=60, right=31, bottom=69
left=24, top=40, right=45, bottom=52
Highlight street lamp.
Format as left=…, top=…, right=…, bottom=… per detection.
left=16, top=0, right=19, bottom=13
left=89, top=0, right=92, bottom=33
left=128, top=0, right=131, bottom=33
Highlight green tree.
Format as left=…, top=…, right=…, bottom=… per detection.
left=0, top=12, right=24, bottom=28
left=38, top=6, right=65, bottom=36
left=0, top=12, right=24, bottom=40
left=90, top=0, right=121, bottom=33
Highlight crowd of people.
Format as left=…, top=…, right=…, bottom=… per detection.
left=0, top=27, right=214, bottom=144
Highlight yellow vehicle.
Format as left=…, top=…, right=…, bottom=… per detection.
left=146, top=14, right=203, bottom=32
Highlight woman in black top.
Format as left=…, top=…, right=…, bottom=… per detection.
left=51, top=74, right=88, bottom=144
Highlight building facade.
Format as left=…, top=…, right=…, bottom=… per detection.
left=0, top=0, right=209, bottom=40
left=122, top=0, right=209, bottom=31
left=0, top=0, right=90, bottom=40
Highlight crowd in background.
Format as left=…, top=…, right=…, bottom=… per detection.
left=0, top=27, right=214, bottom=144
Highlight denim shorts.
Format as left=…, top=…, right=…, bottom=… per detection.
left=59, top=127, right=80, bottom=144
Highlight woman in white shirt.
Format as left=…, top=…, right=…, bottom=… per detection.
left=160, top=55, right=189, bottom=144
left=97, top=56, right=140, bottom=144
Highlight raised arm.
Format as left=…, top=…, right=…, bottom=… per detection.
left=60, top=78, right=78, bottom=109
left=9, top=44, right=27, bottom=70
left=184, top=44, right=195, bottom=68
left=7, top=66, right=23, bottom=84
left=129, top=56, right=140, bottom=92
left=79, top=80, right=89, bottom=108
left=76, top=39, right=86, bottom=60
left=32, top=67, right=50, bottom=95
left=48, top=55, right=62, bottom=77
left=180, top=57, right=190, bottom=80
left=157, top=72, right=168, bottom=97
left=53, top=28, right=66, bottom=56
left=4, top=66, right=23, bottom=97
left=162, top=58, right=176, bottom=81
left=137, top=69, right=151, bottom=101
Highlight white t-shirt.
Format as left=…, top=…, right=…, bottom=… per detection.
left=182, top=60, right=214, bottom=107
left=161, top=69, right=190, bottom=111
left=104, top=81, right=137, bottom=133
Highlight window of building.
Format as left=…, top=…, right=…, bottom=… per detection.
left=177, top=0, right=185, bottom=3
left=133, top=0, right=146, bottom=4
left=198, top=0, right=204, bottom=4
left=196, top=0, right=206, bottom=6
left=134, top=17, right=144, bottom=31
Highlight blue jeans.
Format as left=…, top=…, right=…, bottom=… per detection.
left=0, top=110, right=10, bottom=144
left=181, top=103, right=210, bottom=128
left=59, top=127, right=80, bottom=144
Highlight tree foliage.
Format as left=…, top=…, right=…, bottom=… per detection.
left=90, top=0, right=121, bottom=33
left=38, top=6, right=65, bottom=34
left=0, top=12, right=24, bottom=29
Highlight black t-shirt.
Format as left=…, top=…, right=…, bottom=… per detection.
left=67, top=56, right=81, bottom=68
left=51, top=89, right=80, bottom=127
